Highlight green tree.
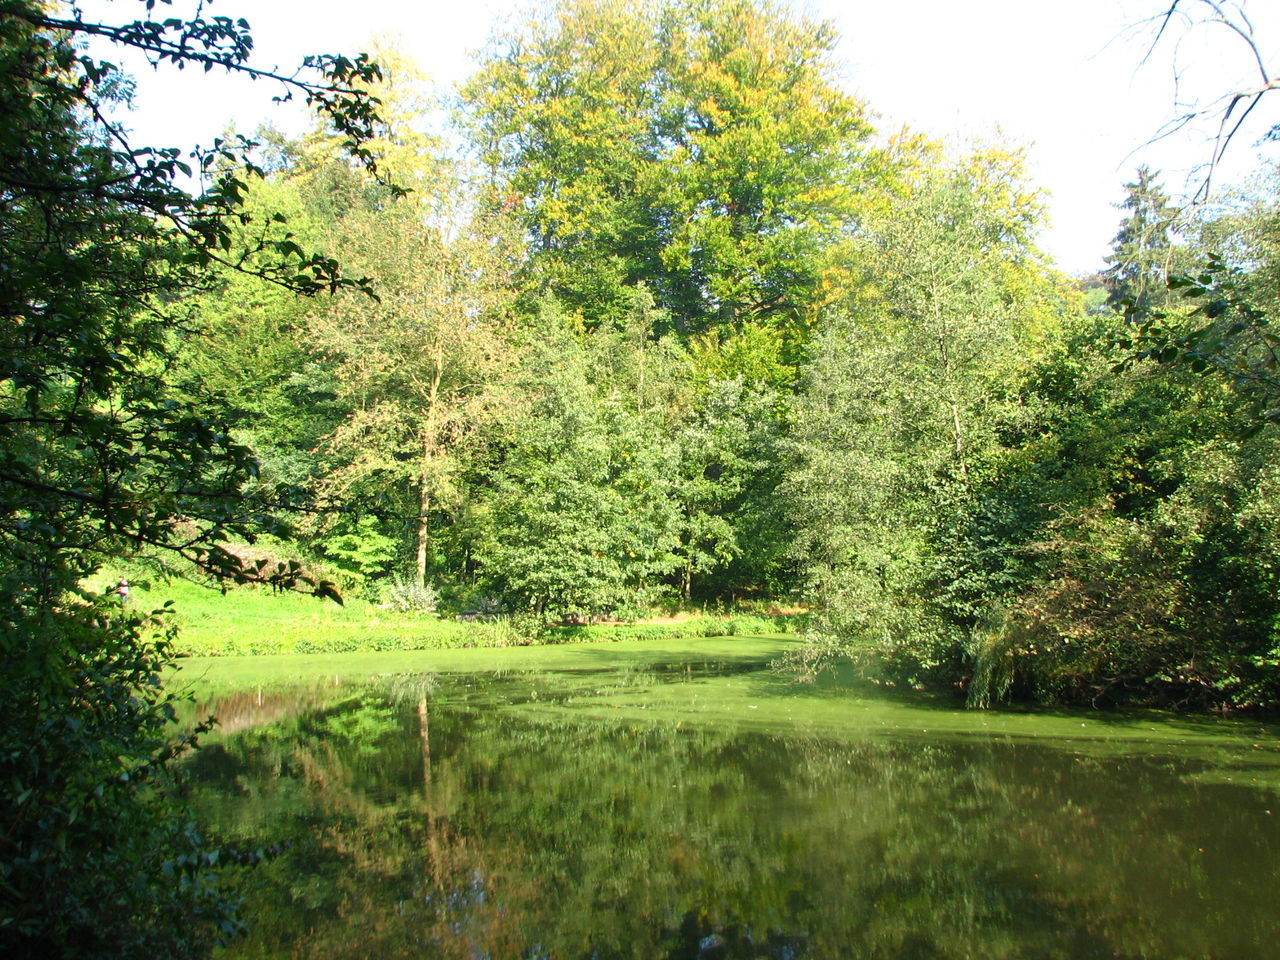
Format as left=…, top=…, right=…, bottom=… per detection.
left=672, top=377, right=788, bottom=601
left=462, top=0, right=876, bottom=335
left=0, top=4, right=385, bottom=953
left=1119, top=167, right=1280, bottom=422
left=311, top=197, right=521, bottom=590
left=182, top=49, right=522, bottom=594
left=474, top=304, right=682, bottom=619
left=789, top=146, right=1066, bottom=684
left=1102, top=165, right=1184, bottom=316
left=968, top=305, right=1280, bottom=709
left=176, top=177, right=345, bottom=492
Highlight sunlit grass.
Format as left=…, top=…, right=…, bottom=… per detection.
left=108, top=572, right=789, bottom=656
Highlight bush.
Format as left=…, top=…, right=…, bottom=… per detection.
left=470, top=613, right=551, bottom=647
left=1, top=593, right=240, bottom=957
left=384, top=577, right=440, bottom=615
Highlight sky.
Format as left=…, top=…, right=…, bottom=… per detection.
left=90, top=0, right=1280, bottom=275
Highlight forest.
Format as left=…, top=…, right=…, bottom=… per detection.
left=167, top=2, right=1280, bottom=714
left=2, top=0, right=1280, bottom=954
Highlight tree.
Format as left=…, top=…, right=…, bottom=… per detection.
left=1113, top=167, right=1280, bottom=424
left=1102, top=165, right=1184, bottom=316
left=788, top=146, right=1067, bottom=684
left=966, top=303, right=1280, bottom=709
left=0, top=3, right=387, bottom=953
left=311, top=197, right=522, bottom=590
left=473, top=303, right=682, bottom=619
left=671, top=377, right=788, bottom=602
left=175, top=177, right=346, bottom=493
left=462, top=0, right=877, bottom=336
left=1110, top=6, right=1280, bottom=428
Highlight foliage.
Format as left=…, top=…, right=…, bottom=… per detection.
left=304, top=72, right=523, bottom=591
left=789, top=136, right=1280, bottom=710
left=384, top=575, right=441, bottom=615
left=788, top=145, right=1065, bottom=688
left=0, top=596, right=237, bottom=957
left=968, top=307, right=1280, bottom=709
left=1120, top=252, right=1280, bottom=422
left=174, top=177, right=345, bottom=492
left=462, top=0, right=878, bottom=335
left=672, top=376, right=790, bottom=600
left=316, top=515, right=400, bottom=583
left=473, top=306, right=683, bottom=620
left=583, top=285, right=792, bottom=601
left=53, top=1, right=1280, bottom=717
left=1112, top=165, right=1280, bottom=428
left=1101, top=165, right=1186, bottom=317
left=0, top=2, right=387, bottom=954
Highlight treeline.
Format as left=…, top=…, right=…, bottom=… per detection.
left=174, top=0, right=1280, bottom=710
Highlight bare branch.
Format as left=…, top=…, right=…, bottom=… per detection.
left=1135, top=0, right=1278, bottom=203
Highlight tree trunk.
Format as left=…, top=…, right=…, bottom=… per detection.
left=417, top=360, right=444, bottom=590
left=416, top=475, right=431, bottom=590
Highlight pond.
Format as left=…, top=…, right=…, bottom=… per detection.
left=180, top=641, right=1280, bottom=959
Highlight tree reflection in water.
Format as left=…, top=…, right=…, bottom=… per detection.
left=183, top=678, right=1280, bottom=959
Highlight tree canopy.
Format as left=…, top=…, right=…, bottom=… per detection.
left=463, top=0, right=878, bottom=336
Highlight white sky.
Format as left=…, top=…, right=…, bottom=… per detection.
left=93, top=0, right=1280, bottom=275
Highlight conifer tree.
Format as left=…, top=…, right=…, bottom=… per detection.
left=1102, top=166, right=1182, bottom=317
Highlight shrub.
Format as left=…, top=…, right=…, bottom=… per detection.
left=385, top=577, right=441, bottom=615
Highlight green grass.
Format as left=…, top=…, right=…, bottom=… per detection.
left=107, top=574, right=790, bottom=657
left=113, top=576, right=469, bottom=655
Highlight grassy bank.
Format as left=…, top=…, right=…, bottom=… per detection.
left=110, top=575, right=794, bottom=656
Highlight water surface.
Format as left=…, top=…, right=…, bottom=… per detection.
left=184, top=645, right=1280, bottom=959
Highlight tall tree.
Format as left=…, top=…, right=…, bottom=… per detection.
left=1129, top=166, right=1280, bottom=417
left=473, top=302, right=682, bottom=619
left=462, top=0, right=877, bottom=335
left=789, top=146, right=1067, bottom=682
left=311, top=198, right=521, bottom=589
left=1102, top=165, right=1183, bottom=316
left=966, top=303, right=1280, bottom=709
left=176, top=177, right=345, bottom=492
left=671, top=376, right=788, bottom=601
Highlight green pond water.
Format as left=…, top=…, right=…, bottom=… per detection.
left=180, top=640, right=1280, bottom=960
